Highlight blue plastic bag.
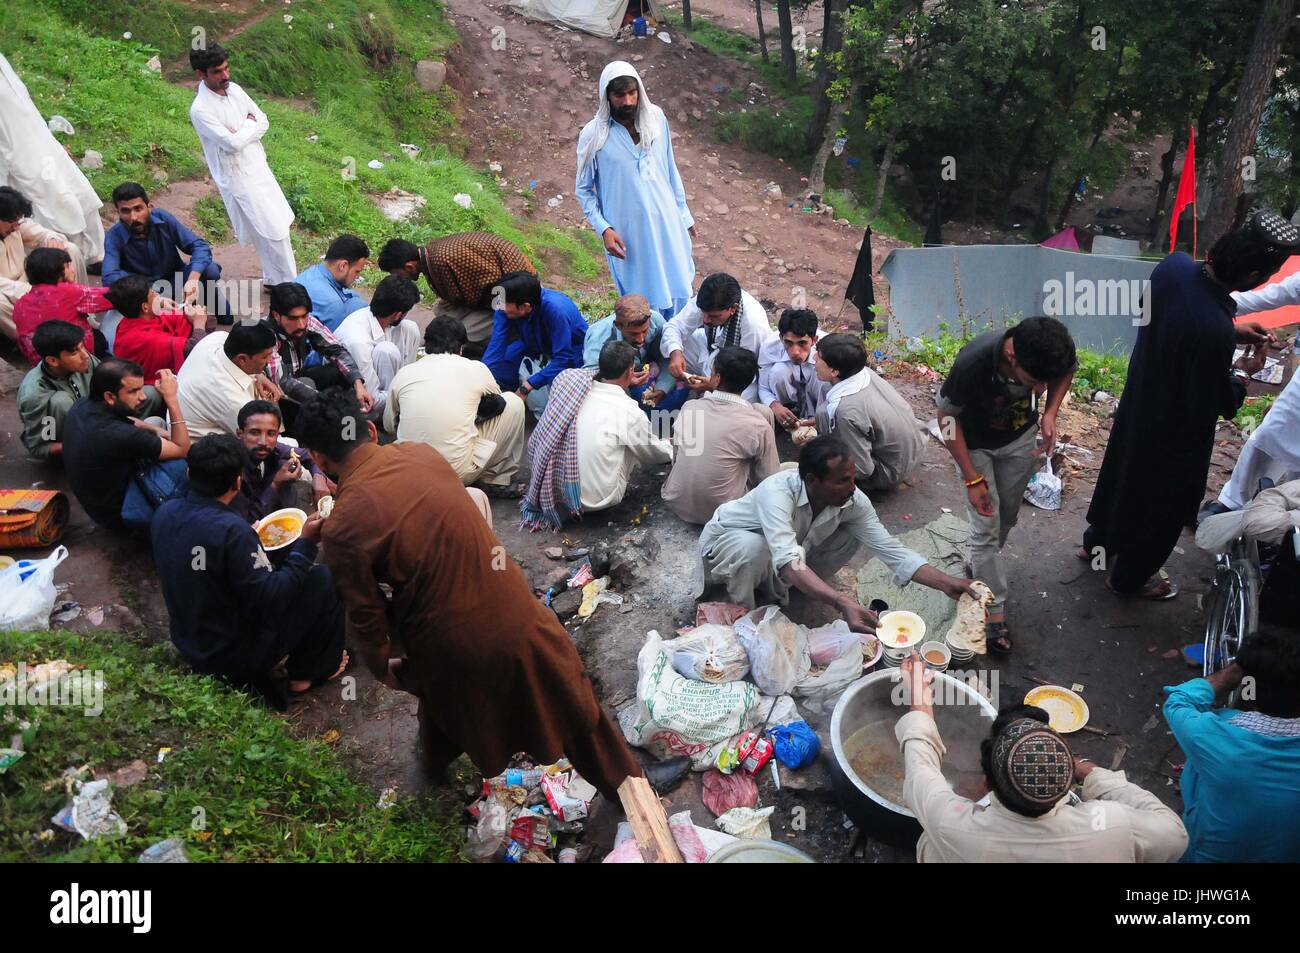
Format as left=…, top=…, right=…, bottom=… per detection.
left=770, top=721, right=820, bottom=770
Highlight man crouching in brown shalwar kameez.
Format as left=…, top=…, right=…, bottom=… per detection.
left=298, top=387, right=643, bottom=799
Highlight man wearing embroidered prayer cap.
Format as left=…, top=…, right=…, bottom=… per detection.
left=896, top=654, right=1187, bottom=863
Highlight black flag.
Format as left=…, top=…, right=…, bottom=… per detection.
left=845, top=227, right=875, bottom=329
left=923, top=191, right=943, bottom=247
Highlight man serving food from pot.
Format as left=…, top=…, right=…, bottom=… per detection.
left=695, top=435, right=977, bottom=631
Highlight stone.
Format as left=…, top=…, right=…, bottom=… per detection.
left=414, top=59, right=447, bottom=93
left=742, top=233, right=758, bottom=246
left=565, top=547, right=590, bottom=560
left=544, top=546, right=564, bottom=560
left=551, top=590, right=583, bottom=620
left=80, top=149, right=104, bottom=171
left=691, top=108, right=703, bottom=120
left=706, top=155, right=719, bottom=166
left=543, top=567, right=571, bottom=591
left=713, top=203, right=729, bottom=215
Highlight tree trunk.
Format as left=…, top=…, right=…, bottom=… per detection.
left=1148, top=129, right=1182, bottom=245
left=1202, top=0, right=1296, bottom=244
left=682, top=0, right=692, bottom=31
left=755, top=1, right=770, bottom=62
left=870, top=132, right=897, bottom=221
left=777, top=0, right=796, bottom=83
left=1035, top=158, right=1057, bottom=236
left=804, top=0, right=844, bottom=154
left=808, top=78, right=860, bottom=198
left=999, top=117, right=1041, bottom=225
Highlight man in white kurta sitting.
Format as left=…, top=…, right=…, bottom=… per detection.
left=384, top=316, right=526, bottom=498
left=1206, top=240, right=1300, bottom=514
left=0, top=54, right=104, bottom=272
left=661, top=272, right=775, bottom=403
left=575, top=340, right=673, bottom=511
left=334, top=274, right=422, bottom=422
left=177, top=321, right=281, bottom=437
left=189, top=42, right=296, bottom=284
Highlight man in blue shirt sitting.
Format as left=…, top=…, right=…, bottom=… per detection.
left=294, top=234, right=370, bottom=331
left=1163, top=628, right=1300, bottom=862
left=151, top=434, right=349, bottom=710
left=581, top=293, right=687, bottom=417
left=481, top=270, right=587, bottom=413
left=102, top=182, right=229, bottom=324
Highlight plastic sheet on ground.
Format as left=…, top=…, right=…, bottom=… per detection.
left=603, top=810, right=737, bottom=863
left=856, top=512, right=970, bottom=641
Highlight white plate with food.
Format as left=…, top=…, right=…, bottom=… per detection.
left=875, top=610, right=926, bottom=651
left=254, top=508, right=308, bottom=551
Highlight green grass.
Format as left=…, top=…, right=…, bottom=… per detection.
left=663, top=11, right=763, bottom=62
left=43, top=0, right=242, bottom=62
left=192, top=194, right=231, bottom=243
left=0, top=0, right=604, bottom=287
left=0, top=629, right=462, bottom=862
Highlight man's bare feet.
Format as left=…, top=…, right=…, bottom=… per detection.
left=288, top=650, right=350, bottom=694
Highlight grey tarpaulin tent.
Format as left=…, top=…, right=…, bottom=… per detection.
left=879, top=244, right=1159, bottom=355
left=508, top=0, right=664, bottom=38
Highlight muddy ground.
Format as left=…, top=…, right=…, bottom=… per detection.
left=0, top=0, right=1284, bottom=862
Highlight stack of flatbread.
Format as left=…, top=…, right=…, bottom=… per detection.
left=945, top=580, right=994, bottom=655
left=791, top=425, right=817, bottom=446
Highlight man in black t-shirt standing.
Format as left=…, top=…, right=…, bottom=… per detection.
left=62, top=359, right=192, bottom=531
left=936, top=317, right=1077, bottom=654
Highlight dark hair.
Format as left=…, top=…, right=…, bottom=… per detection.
left=597, top=340, right=636, bottom=381
left=89, top=358, right=145, bottom=403
left=696, top=273, right=742, bottom=313
left=497, top=270, right=542, bottom=311
left=32, top=320, right=87, bottom=360
left=1208, top=225, right=1292, bottom=291
left=187, top=434, right=246, bottom=498
left=1235, top=628, right=1300, bottom=718
left=424, top=315, right=467, bottom=355
left=324, top=234, right=370, bottom=263
left=979, top=705, right=1056, bottom=818
left=24, top=246, right=72, bottom=285
left=714, top=345, right=758, bottom=393
left=105, top=274, right=153, bottom=318
left=298, top=387, right=372, bottom=462
left=817, top=332, right=868, bottom=378
left=110, top=182, right=149, bottom=206
left=607, top=75, right=639, bottom=98
left=267, top=281, right=312, bottom=317
left=369, top=274, right=420, bottom=319
left=0, top=185, right=33, bottom=222
left=798, top=435, right=850, bottom=481
left=223, top=320, right=277, bottom=360
left=189, top=42, right=229, bottom=73
left=237, top=399, right=283, bottom=431
left=377, top=238, right=420, bottom=272
left=778, top=308, right=819, bottom=339
left=1010, top=316, right=1076, bottom=383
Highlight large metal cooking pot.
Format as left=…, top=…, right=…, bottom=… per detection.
left=830, top=669, right=997, bottom=849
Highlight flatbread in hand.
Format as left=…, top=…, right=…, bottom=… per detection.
left=792, top=425, right=817, bottom=445
left=946, top=580, right=994, bottom=655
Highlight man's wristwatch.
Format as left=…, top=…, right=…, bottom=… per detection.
left=1232, top=368, right=1251, bottom=382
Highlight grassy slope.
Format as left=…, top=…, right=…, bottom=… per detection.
left=0, top=630, right=461, bottom=862
left=0, top=0, right=603, bottom=286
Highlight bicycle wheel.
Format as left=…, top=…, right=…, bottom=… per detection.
left=1202, top=560, right=1243, bottom=679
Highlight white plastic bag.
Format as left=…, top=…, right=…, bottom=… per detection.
left=0, top=546, right=69, bottom=630
left=806, top=620, right=860, bottom=667
left=1023, top=459, right=1062, bottom=510
left=664, top=624, right=750, bottom=683
left=620, top=631, right=769, bottom=770
left=733, top=606, right=811, bottom=696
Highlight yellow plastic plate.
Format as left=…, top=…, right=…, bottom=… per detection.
left=1024, top=685, right=1090, bottom=733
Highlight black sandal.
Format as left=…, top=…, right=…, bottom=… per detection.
left=986, top=620, right=1013, bottom=656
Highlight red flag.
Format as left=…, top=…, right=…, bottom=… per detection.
left=1169, top=125, right=1197, bottom=254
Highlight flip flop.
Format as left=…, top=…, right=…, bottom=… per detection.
left=479, top=482, right=526, bottom=500
left=1105, top=571, right=1179, bottom=601
left=985, top=620, right=1012, bottom=656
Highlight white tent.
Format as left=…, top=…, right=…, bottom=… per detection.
left=508, top=0, right=664, bottom=39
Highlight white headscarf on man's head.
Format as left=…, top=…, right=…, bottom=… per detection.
left=575, top=61, right=665, bottom=176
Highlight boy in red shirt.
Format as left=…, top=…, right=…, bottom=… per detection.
left=106, top=273, right=209, bottom=384
left=13, top=247, right=110, bottom=365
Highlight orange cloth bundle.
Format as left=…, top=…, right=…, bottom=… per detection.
left=0, top=489, right=70, bottom=548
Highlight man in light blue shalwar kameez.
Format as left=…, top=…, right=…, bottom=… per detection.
left=575, top=61, right=696, bottom=323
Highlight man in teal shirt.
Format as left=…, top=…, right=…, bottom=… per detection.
left=1163, top=629, right=1300, bottom=862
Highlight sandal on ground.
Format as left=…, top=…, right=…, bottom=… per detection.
left=478, top=481, right=526, bottom=500
left=1105, top=571, right=1178, bottom=601
left=985, top=619, right=1012, bottom=656
left=289, top=649, right=352, bottom=697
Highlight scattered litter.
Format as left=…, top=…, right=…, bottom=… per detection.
left=716, top=805, right=775, bottom=840
left=577, top=576, right=611, bottom=618
left=156, top=747, right=172, bottom=763
left=1161, top=649, right=1179, bottom=660
left=566, top=562, right=595, bottom=588
left=0, top=546, right=68, bottom=630
left=85, top=606, right=104, bottom=626
left=138, top=838, right=189, bottom=863
left=47, top=115, right=75, bottom=135
left=770, top=721, right=821, bottom=769
left=101, top=759, right=149, bottom=789
left=376, top=787, right=398, bottom=809
left=702, top=768, right=758, bottom=816
left=1024, top=459, right=1062, bottom=510
left=52, top=779, right=126, bottom=841
left=695, top=601, right=748, bottom=627
left=374, top=187, right=427, bottom=223
left=0, top=747, right=23, bottom=773
left=399, top=142, right=421, bottom=158
left=453, top=192, right=474, bottom=209
left=50, top=601, right=81, bottom=624
left=566, top=547, right=590, bottom=560
left=307, top=134, right=319, bottom=142
left=367, top=159, right=384, bottom=169
left=488, top=160, right=502, bottom=173
left=1070, top=683, right=1085, bottom=693
left=320, top=729, right=341, bottom=744
left=544, top=546, right=564, bottom=560
left=547, top=197, right=561, bottom=208
left=657, top=31, right=672, bottom=44
left=605, top=810, right=732, bottom=863
left=146, top=55, right=162, bottom=74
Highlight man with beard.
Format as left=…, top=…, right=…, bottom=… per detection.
left=576, top=61, right=696, bottom=321
left=230, top=399, right=331, bottom=524
left=102, top=182, right=229, bottom=322
left=259, top=281, right=372, bottom=430
left=177, top=321, right=281, bottom=438
left=62, top=359, right=191, bottom=530
left=189, top=42, right=296, bottom=284
left=1081, top=212, right=1290, bottom=599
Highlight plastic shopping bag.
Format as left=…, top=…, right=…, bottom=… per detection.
left=0, top=546, right=69, bottom=630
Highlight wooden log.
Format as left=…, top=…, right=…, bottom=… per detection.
left=617, top=776, right=684, bottom=864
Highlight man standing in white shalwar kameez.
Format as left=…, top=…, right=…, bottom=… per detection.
left=1214, top=265, right=1300, bottom=511
left=575, top=61, right=696, bottom=321
left=188, top=43, right=296, bottom=285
